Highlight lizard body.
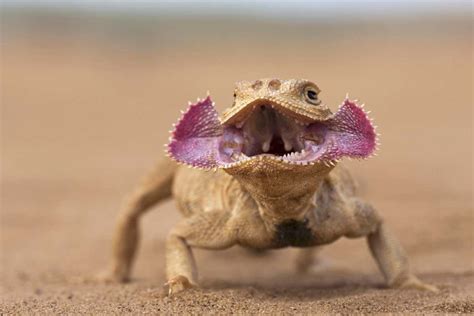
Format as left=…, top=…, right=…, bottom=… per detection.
left=101, top=79, right=436, bottom=294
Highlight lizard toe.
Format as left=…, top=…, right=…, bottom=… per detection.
left=164, top=275, right=196, bottom=295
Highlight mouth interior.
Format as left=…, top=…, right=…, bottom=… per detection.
left=220, top=104, right=327, bottom=164
left=266, top=136, right=296, bottom=156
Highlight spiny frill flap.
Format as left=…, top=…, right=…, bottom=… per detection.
left=167, top=96, right=223, bottom=168
left=321, top=99, right=377, bottom=160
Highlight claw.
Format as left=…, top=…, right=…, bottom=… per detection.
left=164, top=275, right=195, bottom=295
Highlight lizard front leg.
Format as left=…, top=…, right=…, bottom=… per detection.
left=346, top=198, right=438, bottom=291
left=165, top=211, right=236, bottom=294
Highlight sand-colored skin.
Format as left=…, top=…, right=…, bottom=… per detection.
left=103, top=79, right=436, bottom=294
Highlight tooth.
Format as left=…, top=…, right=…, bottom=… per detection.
left=262, top=141, right=271, bottom=152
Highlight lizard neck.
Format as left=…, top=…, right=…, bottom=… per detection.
left=228, top=164, right=331, bottom=223
left=252, top=182, right=322, bottom=224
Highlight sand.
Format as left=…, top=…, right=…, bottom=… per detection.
left=1, top=16, right=473, bottom=314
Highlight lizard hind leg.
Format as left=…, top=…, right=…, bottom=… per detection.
left=346, top=197, right=438, bottom=292
left=98, top=160, right=177, bottom=283
left=294, top=246, right=328, bottom=274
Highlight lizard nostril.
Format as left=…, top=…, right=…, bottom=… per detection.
left=251, top=80, right=263, bottom=90
left=268, top=79, right=281, bottom=90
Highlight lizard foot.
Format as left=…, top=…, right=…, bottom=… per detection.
left=164, top=275, right=195, bottom=295
left=94, top=267, right=130, bottom=284
left=296, top=256, right=333, bottom=275
left=392, top=275, right=439, bottom=293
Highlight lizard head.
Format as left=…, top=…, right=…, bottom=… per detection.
left=167, top=78, right=377, bottom=219
left=167, top=78, right=377, bottom=176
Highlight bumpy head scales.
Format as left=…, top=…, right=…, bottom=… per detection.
left=167, top=79, right=378, bottom=171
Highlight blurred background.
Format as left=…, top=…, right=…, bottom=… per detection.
left=1, top=0, right=473, bottom=313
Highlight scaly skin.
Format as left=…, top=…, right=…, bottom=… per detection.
left=102, top=79, right=437, bottom=294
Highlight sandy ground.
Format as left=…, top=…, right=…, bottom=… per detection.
left=1, top=18, right=473, bottom=313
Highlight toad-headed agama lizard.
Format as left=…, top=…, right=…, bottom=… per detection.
left=100, top=79, right=437, bottom=294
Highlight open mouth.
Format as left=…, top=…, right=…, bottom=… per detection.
left=220, top=102, right=327, bottom=165
left=167, top=96, right=377, bottom=169
left=237, top=104, right=311, bottom=156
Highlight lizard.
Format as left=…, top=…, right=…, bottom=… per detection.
left=101, top=78, right=437, bottom=294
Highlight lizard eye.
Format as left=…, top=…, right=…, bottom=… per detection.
left=303, top=85, right=321, bottom=105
